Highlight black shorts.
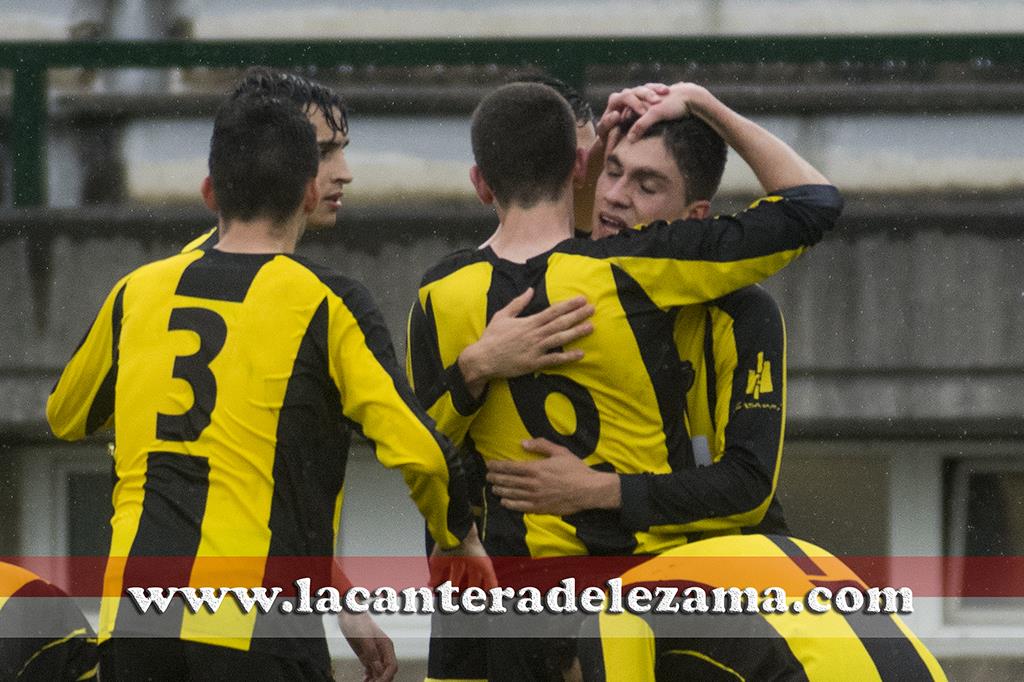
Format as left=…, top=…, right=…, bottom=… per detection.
left=427, top=611, right=583, bottom=682
left=98, top=638, right=333, bottom=682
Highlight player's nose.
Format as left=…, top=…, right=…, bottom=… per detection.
left=605, top=177, right=630, bottom=207
left=331, top=151, right=354, bottom=185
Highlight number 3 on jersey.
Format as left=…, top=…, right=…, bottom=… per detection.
left=157, top=307, right=227, bottom=442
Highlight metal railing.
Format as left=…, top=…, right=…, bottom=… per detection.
left=3, top=34, right=1024, bottom=207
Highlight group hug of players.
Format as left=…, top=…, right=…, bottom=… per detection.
left=0, top=66, right=945, bottom=680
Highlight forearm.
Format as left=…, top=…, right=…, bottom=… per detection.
left=456, top=342, right=491, bottom=400
left=580, top=469, right=623, bottom=511
left=690, top=90, right=830, bottom=192
left=618, top=452, right=773, bottom=532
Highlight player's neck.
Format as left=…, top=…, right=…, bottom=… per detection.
left=485, top=198, right=574, bottom=263
left=214, top=215, right=304, bottom=254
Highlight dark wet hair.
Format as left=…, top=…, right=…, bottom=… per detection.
left=471, top=83, right=577, bottom=208
left=209, top=94, right=318, bottom=224
left=232, top=66, right=348, bottom=137
left=641, top=117, right=727, bottom=203
left=511, top=73, right=594, bottom=126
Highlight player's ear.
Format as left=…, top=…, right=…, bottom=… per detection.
left=685, top=200, right=711, bottom=220
left=470, top=165, right=494, bottom=205
left=571, top=147, right=588, bottom=189
left=301, top=177, right=319, bottom=214
left=200, top=176, right=218, bottom=212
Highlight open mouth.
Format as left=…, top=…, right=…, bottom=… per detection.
left=323, top=193, right=343, bottom=209
left=598, top=212, right=629, bottom=233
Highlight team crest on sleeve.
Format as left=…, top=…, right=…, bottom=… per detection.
left=745, top=351, right=773, bottom=399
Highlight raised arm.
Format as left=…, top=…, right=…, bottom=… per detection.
left=618, top=81, right=830, bottom=192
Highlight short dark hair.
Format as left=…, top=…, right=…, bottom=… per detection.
left=471, top=83, right=577, bottom=208
left=208, top=94, right=319, bottom=224
left=231, top=66, right=348, bottom=137
left=511, top=73, right=594, bottom=126
left=641, top=117, right=727, bottom=203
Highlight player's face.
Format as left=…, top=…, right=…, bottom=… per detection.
left=306, top=106, right=353, bottom=231
left=590, top=135, right=688, bottom=239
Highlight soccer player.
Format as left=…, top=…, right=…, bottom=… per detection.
left=487, top=82, right=790, bottom=536
left=578, top=534, right=947, bottom=681
left=47, top=93, right=489, bottom=681
left=182, top=67, right=353, bottom=252
left=0, top=561, right=98, bottom=680
left=407, top=82, right=841, bottom=680
left=188, top=68, right=397, bottom=680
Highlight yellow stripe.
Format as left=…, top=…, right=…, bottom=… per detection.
left=663, top=649, right=746, bottom=681
left=180, top=226, right=217, bottom=253
left=76, top=663, right=99, bottom=680
left=598, top=610, right=657, bottom=682
left=16, top=628, right=91, bottom=678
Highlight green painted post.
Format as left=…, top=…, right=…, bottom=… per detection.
left=11, top=64, right=47, bottom=207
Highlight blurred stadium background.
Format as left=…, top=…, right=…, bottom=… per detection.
left=1, top=1, right=1022, bottom=679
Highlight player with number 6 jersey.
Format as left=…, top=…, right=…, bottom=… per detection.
left=407, top=83, right=843, bottom=564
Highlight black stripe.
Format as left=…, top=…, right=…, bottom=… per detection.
left=766, top=534, right=826, bottom=576
left=505, top=273, right=600, bottom=457
left=264, top=299, right=347, bottom=558
left=50, top=323, right=95, bottom=394
left=85, top=283, right=126, bottom=434
left=175, top=250, right=273, bottom=302
left=610, top=265, right=693, bottom=471
left=115, top=451, right=210, bottom=638
left=408, top=293, right=448, bottom=409
left=196, top=228, right=219, bottom=252
left=635, top=607, right=808, bottom=681
left=250, top=299, right=343, bottom=668
left=293, top=256, right=473, bottom=544
left=576, top=614, right=606, bottom=682
left=483, top=260, right=635, bottom=556
left=769, top=535, right=937, bottom=680
left=562, top=184, right=842, bottom=263
left=418, top=248, right=488, bottom=288
left=702, top=308, right=718, bottom=436
left=714, top=286, right=791, bottom=533
left=479, top=268, right=532, bottom=557
left=836, top=612, right=938, bottom=681
left=0, top=578, right=96, bottom=681
left=746, top=497, right=792, bottom=536
left=340, top=276, right=471, bottom=543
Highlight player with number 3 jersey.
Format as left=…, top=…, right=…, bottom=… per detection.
left=47, top=91, right=487, bottom=680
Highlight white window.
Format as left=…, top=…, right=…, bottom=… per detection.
left=946, top=457, right=1024, bottom=626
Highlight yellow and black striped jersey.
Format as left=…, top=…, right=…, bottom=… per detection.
left=47, top=247, right=472, bottom=668
left=580, top=535, right=947, bottom=681
left=618, top=285, right=789, bottom=537
left=181, top=227, right=219, bottom=253
left=407, top=185, right=842, bottom=559
left=0, top=562, right=98, bottom=681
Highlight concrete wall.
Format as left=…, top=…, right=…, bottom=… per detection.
left=3, top=220, right=1019, bottom=429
